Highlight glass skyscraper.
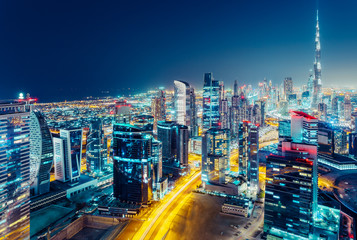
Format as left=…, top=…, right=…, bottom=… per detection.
left=202, top=73, right=220, bottom=131
left=0, top=101, right=31, bottom=240
left=112, top=124, right=153, bottom=204
left=29, top=110, right=53, bottom=196
left=53, top=128, right=83, bottom=182
left=201, top=128, right=230, bottom=185
left=174, top=80, right=198, bottom=137
left=86, top=118, right=107, bottom=176
left=264, top=141, right=318, bottom=240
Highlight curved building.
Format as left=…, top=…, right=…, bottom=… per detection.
left=30, top=111, right=54, bottom=196
left=174, top=80, right=198, bottom=137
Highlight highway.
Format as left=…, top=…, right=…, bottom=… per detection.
left=116, top=171, right=201, bottom=240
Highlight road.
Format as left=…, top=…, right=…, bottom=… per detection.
left=116, top=171, right=201, bottom=240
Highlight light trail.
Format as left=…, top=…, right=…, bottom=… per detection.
left=132, top=172, right=201, bottom=240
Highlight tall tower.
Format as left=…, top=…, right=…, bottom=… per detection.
left=312, top=10, right=322, bottom=108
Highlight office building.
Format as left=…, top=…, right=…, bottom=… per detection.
left=202, top=73, right=220, bottom=131
left=115, top=100, right=131, bottom=124
left=157, top=121, right=189, bottom=168
left=0, top=101, right=31, bottom=240
left=264, top=141, right=318, bottom=240
left=151, top=90, right=166, bottom=131
left=283, top=77, right=293, bottom=98
left=291, top=111, right=318, bottom=145
left=53, top=128, right=83, bottom=182
left=29, top=111, right=53, bottom=196
left=86, top=118, right=107, bottom=175
left=112, top=124, right=153, bottom=204
left=344, top=95, right=352, bottom=121
left=201, top=128, right=230, bottom=186
left=173, top=80, right=198, bottom=136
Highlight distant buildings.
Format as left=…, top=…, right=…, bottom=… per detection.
left=29, top=111, right=54, bottom=196
left=53, top=128, right=83, bottom=182
left=112, top=124, right=153, bottom=204
left=283, top=77, right=293, bottom=99
left=0, top=101, right=31, bottom=240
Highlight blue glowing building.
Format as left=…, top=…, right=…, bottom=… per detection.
left=0, top=101, right=31, bottom=240
left=112, top=124, right=153, bottom=204
left=202, top=73, right=220, bottom=131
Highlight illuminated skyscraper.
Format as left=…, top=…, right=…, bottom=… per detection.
left=202, top=73, right=220, bottom=131
left=283, top=77, right=293, bottom=99
left=86, top=118, right=107, bottom=175
left=312, top=10, right=322, bottom=108
left=291, top=111, right=318, bottom=145
left=152, top=90, right=166, bottom=131
left=157, top=121, right=189, bottom=168
left=201, top=128, right=230, bottom=186
left=115, top=100, right=131, bottom=124
left=0, top=101, right=31, bottom=240
left=219, top=82, right=229, bottom=129
left=173, top=80, right=198, bottom=136
left=344, top=95, right=352, bottom=121
left=53, top=128, right=83, bottom=182
left=112, top=124, right=153, bottom=204
left=29, top=111, right=53, bottom=196
left=264, top=141, right=318, bottom=240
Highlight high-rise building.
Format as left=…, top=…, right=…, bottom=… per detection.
left=29, top=111, right=53, bottom=196
left=318, top=102, right=327, bottom=120
left=173, top=80, right=198, bottom=136
left=157, top=121, right=189, bottom=167
left=278, top=120, right=291, bottom=142
left=349, top=133, right=357, bottom=159
left=344, top=95, right=352, bottom=121
left=152, top=90, right=166, bottom=131
left=53, top=128, right=83, bottom=182
left=0, top=101, right=31, bottom=240
left=283, top=77, right=293, bottom=99
left=264, top=141, right=318, bottom=240
left=248, top=124, right=259, bottom=197
left=201, top=128, right=230, bottom=185
left=112, top=124, right=153, bottom=204
left=202, top=73, right=220, bottom=131
left=291, top=111, right=318, bottom=145
left=86, top=118, right=107, bottom=175
left=115, top=100, right=131, bottom=124
left=312, top=10, right=322, bottom=108
left=238, top=121, right=259, bottom=195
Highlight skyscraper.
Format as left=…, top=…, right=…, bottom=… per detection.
left=112, top=124, right=153, bottom=204
left=53, top=128, right=83, bottom=182
left=202, top=73, right=220, bottom=131
left=86, top=118, right=107, bottom=175
left=264, top=141, right=318, bottom=240
left=312, top=10, right=322, bottom=108
left=152, top=90, right=166, bottom=131
left=283, top=77, right=293, bottom=99
left=173, top=80, right=198, bottom=136
left=201, top=128, right=230, bottom=185
left=157, top=121, right=189, bottom=168
left=344, top=95, right=352, bottom=121
left=115, top=100, right=131, bottom=124
left=29, top=111, right=54, bottom=196
left=0, top=101, right=31, bottom=240
left=291, top=111, right=318, bottom=145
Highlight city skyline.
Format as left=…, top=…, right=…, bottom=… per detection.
left=1, top=0, right=357, bottom=102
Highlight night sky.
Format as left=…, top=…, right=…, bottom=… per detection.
left=1, top=0, right=357, bottom=102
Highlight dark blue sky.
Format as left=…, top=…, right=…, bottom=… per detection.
left=1, top=0, right=357, bottom=102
